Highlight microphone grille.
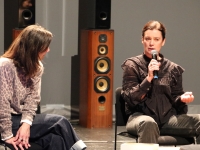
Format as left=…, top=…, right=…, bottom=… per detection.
left=151, top=50, right=158, bottom=55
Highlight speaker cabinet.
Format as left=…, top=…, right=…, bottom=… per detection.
left=79, top=29, right=114, bottom=128
left=4, top=0, right=35, bottom=51
left=79, top=0, right=111, bottom=29
left=13, top=28, right=23, bottom=41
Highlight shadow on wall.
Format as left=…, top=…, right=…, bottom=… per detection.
left=71, top=55, right=80, bottom=120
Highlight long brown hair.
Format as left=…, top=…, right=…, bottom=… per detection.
left=3, top=24, right=53, bottom=78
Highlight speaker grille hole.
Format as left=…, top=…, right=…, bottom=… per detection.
left=98, top=96, right=106, bottom=104
left=99, top=12, right=107, bottom=21
left=22, top=9, right=33, bottom=20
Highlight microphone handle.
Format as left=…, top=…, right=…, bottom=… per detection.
left=152, top=53, right=158, bottom=79
left=153, top=71, right=158, bottom=79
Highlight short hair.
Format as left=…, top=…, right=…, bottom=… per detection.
left=142, top=20, right=166, bottom=40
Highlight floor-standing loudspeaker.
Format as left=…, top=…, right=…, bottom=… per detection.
left=79, top=29, right=114, bottom=128
left=4, top=0, right=35, bottom=51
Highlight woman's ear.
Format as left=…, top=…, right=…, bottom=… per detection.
left=141, top=37, right=144, bottom=44
left=162, top=38, right=166, bottom=46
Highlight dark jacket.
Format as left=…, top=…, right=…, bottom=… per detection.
left=121, top=54, right=188, bottom=126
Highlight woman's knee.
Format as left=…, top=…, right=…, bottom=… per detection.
left=139, top=116, right=156, bottom=125
left=127, top=115, right=158, bottom=134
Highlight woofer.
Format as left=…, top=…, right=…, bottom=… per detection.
left=94, top=57, right=110, bottom=74
left=94, top=76, right=110, bottom=93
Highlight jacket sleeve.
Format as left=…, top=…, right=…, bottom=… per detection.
left=170, top=65, right=187, bottom=114
left=21, top=67, right=43, bottom=124
left=0, top=64, right=14, bottom=140
left=121, top=59, right=151, bottom=110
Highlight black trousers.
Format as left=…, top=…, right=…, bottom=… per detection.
left=12, top=114, right=86, bottom=150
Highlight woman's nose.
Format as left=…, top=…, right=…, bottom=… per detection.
left=149, top=40, right=154, bottom=45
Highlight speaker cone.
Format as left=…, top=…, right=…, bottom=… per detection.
left=94, top=57, right=110, bottom=74
left=94, top=76, right=110, bottom=93
left=22, top=9, right=33, bottom=21
left=98, top=45, right=108, bottom=55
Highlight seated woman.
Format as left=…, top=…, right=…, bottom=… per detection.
left=0, top=24, right=87, bottom=150
left=121, top=20, right=200, bottom=143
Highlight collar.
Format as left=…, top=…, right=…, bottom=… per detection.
left=142, top=53, right=164, bottom=63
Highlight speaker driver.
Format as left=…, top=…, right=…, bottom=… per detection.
left=94, top=76, right=110, bottom=93
left=22, top=9, right=33, bottom=21
left=99, top=34, right=107, bottom=43
left=98, top=45, right=108, bottom=55
left=95, top=57, right=110, bottom=74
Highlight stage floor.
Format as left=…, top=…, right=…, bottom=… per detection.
left=0, top=122, right=193, bottom=150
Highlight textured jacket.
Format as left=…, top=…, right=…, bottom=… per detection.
left=0, top=57, right=43, bottom=140
left=121, top=54, right=187, bottom=126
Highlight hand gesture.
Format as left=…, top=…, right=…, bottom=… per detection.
left=180, top=92, right=194, bottom=103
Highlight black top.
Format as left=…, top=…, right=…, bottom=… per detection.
left=121, top=53, right=188, bottom=126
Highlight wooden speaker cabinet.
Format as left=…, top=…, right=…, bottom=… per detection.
left=13, top=28, right=23, bottom=40
left=79, top=29, right=114, bottom=128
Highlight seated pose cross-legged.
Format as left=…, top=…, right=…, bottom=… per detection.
left=121, top=20, right=200, bottom=143
left=0, top=25, right=87, bottom=150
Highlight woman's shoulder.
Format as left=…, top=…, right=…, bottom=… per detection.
left=0, top=57, right=15, bottom=77
left=122, top=54, right=143, bottom=66
left=0, top=57, right=14, bottom=67
left=163, top=58, right=185, bottom=75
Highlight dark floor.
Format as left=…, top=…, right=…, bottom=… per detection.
left=0, top=122, right=134, bottom=150
left=72, top=122, right=136, bottom=150
left=0, top=121, right=194, bottom=150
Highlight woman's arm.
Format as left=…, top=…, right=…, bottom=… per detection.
left=121, top=59, right=152, bottom=107
left=170, top=66, right=188, bottom=114
left=0, top=64, right=14, bottom=140
left=20, top=68, right=43, bottom=125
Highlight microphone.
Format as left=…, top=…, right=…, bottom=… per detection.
left=151, top=50, right=158, bottom=79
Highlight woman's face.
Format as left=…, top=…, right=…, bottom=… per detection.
left=142, top=29, right=165, bottom=58
left=39, top=47, right=50, bottom=60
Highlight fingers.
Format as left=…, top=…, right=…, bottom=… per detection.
left=13, top=144, right=19, bottom=150
left=148, top=60, right=160, bottom=79
left=15, top=137, right=30, bottom=149
left=18, top=143, right=24, bottom=150
left=181, top=92, right=194, bottom=103
left=149, top=60, right=160, bottom=68
left=22, top=139, right=31, bottom=149
left=184, top=91, right=193, bottom=95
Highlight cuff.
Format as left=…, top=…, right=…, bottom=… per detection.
left=20, top=119, right=32, bottom=126
left=140, top=78, right=151, bottom=92
left=70, top=140, right=87, bottom=150
left=1, top=134, right=13, bottom=141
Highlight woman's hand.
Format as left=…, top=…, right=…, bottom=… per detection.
left=180, top=92, right=194, bottom=103
left=5, top=137, right=19, bottom=150
left=147, top=59, right=161, bottom=82
left=14, top=122, right=31, bottom=150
